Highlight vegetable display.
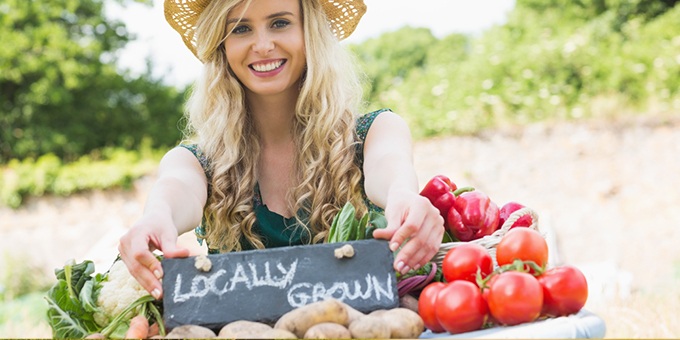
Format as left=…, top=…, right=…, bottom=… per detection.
left=45, top=258, right=164, bottom=339
left=414, top=173, right=589, bottom=335
left=43, top=173, right=587, bottom=338
left=412, top=186, right=588, bottom=335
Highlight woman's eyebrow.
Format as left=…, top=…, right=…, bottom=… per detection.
left=226, top=11, right=294, bottom=25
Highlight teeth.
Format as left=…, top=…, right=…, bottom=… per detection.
left=252, top=60, right=284, bottom=72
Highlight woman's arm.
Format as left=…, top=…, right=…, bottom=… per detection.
left=362, top=111, right=444, bottom=274
left=118, top=146, right=208, bottom=298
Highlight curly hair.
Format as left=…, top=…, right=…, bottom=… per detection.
left=182, top=0, right=367, bottom=252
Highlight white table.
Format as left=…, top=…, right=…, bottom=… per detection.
left=420, top=310, right=606, bottom=339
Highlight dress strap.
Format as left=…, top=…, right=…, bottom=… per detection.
left=355, top=109, right=391, bottom=214
left=355, top=108, right=391, bottom=168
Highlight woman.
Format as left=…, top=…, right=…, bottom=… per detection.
left=119, top=0, right=444, bottom=300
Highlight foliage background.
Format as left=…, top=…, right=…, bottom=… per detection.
left=1, top=0, right=679, bottom=207
left=1, top=0, right=679, bottom=338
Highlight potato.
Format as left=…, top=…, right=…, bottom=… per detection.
left=259, top=328, right=298, bottom=339
left=368, top=309, right=388, bottom=317
left=165, top=324, right=216, bottom=338
left=380, top=308, right=425, bottom=339
left=303, top=322, right=351, bottom=339
left=218, top=320, right=272, bottom=338
left=344, top=303, right=366, bottom=324
left=274, top=299, right=349, bottom=338
left=348, top=315, right=391, bottom=339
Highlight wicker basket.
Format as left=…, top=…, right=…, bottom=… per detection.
left=430, top=207, right=541, bottom=268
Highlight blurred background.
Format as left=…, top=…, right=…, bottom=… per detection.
left=1, top=0, right=679, bottom=338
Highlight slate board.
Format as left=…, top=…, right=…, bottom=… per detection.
left=161, top=239, right=398, bottom=331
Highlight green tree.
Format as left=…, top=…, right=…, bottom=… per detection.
left=350, top=27, right=438, bottom=106
left=0, top=0, right=185, bottom=162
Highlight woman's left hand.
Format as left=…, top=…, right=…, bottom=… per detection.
left=372, top=188, right=445, bottom=275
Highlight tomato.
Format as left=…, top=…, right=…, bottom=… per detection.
left=442, top=243, right=493, bottom=284
left=487, top=271, right=543, bottom=326
left=538, top=265, right=589, bottom=317
left=435, top=280, right=488, bottom=334
left=496, top=227, right=548, bottom=272
left=418, top=282, right=447, bottom=333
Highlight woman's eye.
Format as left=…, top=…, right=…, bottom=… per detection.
left=232, top=25, right=250, bottom=34
left=272, top=19, right=290, bottom=29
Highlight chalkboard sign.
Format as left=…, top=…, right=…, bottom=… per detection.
left=161, top=239, right=398, bottom=331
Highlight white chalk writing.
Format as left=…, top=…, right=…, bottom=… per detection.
left=286, top=273, right=395, bottom=307
left=173, top=259, right=298, bottom=303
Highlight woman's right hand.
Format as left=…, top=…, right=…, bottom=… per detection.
left=118, top=212, right=190, bottom=299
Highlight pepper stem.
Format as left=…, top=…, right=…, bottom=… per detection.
left=452, top=186, right=475, bottom=196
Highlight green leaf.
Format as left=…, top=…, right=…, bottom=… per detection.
left=364, top=211, right=388, bottom=239
left=327, top=209, right=341, bottom=243
left=356, top=213, right=369, bottom=241
left=100, top=295, right=155, bottom=338
left=79, top=280, right=99, bottom=313
left=349, top=218, right=359, bottom=241
left=55, top=259, right=95, bottom=300
left=333, top=202, right=357, bottom=243
left=442, top=230, right=455, bottom=243
left=45, top=280, right=100, bottom=339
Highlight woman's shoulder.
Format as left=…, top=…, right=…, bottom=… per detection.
left=356, top=108, right=393, bottom=141
left=177, top=143, right=212, bottom=179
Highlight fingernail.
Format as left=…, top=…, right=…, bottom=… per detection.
left=152, top=288, right=161, bottom=299
left=413, top=264, right=421, bottom=271
left=390, top=242, right=399, bottom=251
left=401, top=265, right=411, bottom=275
left=396, top=261, right=404, bottom=272
left=154, top=269, right=162, bottom=279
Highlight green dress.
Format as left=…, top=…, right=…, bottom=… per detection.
left=180, top=109, right=389, bottom=254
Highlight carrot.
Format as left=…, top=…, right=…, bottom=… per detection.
left=125, top=314, right=149, bottom=339
left=148, top=322, right=160, bottom=337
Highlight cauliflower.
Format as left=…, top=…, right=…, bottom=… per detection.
left=45, top=258, right=164, bottom=339
left=93, top=260, right=151, bottom=327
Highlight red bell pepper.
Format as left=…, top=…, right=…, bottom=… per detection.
left=419, top=175, right=457, bottom=216
left=446, top=191, right=500, bottom=242
left=498, top=201, right=533, bottom=228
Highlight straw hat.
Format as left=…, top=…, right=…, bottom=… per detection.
left=164, top=0, right=367, bottom=60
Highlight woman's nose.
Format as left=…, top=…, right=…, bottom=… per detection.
left=252, top=31, right=274, bottom=55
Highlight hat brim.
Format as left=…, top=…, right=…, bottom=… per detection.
left=164, top=0, right=366, bottom=60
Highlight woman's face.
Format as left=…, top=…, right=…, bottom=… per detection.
left=224, top=0, right=306, bottom=98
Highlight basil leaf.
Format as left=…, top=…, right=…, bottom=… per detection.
left=327, top=210, right=341, bottom=243
left=335, top=202, right=356, bottom=242
left=356, top=213, right=369, bottom=241
left=364, top=211, right=387, bottom=239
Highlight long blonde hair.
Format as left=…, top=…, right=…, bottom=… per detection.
left=183, top=0, right=367, bottom=252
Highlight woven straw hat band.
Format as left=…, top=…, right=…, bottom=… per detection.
left=164, top=0, right=366, bottom=60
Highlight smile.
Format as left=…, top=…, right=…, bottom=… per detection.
left=250, top=60, right=286, bottom=72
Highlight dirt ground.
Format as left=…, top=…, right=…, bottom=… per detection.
left=2, top=114, right=680, bottom=338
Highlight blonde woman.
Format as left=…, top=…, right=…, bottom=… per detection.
left=119, top=0, right=444, bottom=300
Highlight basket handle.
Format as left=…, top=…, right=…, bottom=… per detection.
left=431, top=207, right=540, bottom=266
